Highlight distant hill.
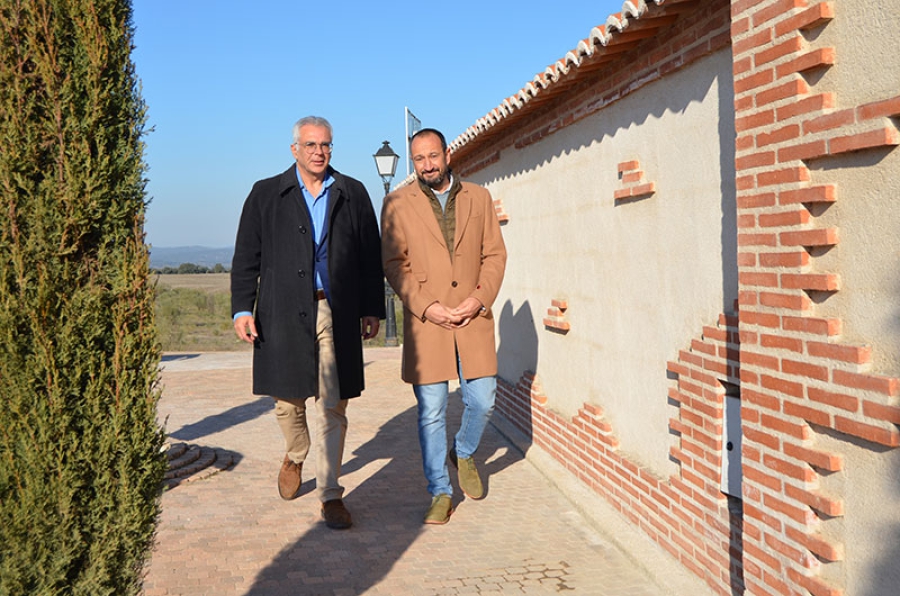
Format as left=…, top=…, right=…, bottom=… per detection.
left=149, top=246, right=234, bottom=269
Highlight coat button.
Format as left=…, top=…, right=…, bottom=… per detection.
left=299, top=311, right=307, bottom=318
left=299, top=226, right=307, bottom=234
left=298, top=270, right=306, bottom=278
left=451, top=281, right=458, bottom=287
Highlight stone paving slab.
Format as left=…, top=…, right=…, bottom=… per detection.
left=143, top=349, right=710, bottom=596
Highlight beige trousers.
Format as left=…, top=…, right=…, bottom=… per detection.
left=273, top=299, right=348, bottom=502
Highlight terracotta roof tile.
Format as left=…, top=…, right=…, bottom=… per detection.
left=450, top=0, right=697, bottom=155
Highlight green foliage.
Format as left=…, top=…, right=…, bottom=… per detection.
left=0, top=1, right=166, bottom=594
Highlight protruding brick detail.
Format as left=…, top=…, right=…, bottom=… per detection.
left=614, top=160, right=656, bottom=201
left=497, top=372, right=548, bottom=435
left=543, top=298, right=570, bottom=333
left=779, top=185, right=837, bottom=205
left=783, top=441, right=843, bottom=472
left=506, top=297, right=736, bottom=590
left=786, top=527, right=845, bottom=562
left=732, top=0, right=899, bottom=593
left=493, top=197, right=509, bottom=224
left=452, top=0, right=898, bottom=593
left=502, top=308, right=743, bottom=596
left=787, top=568, right=845, bottom=596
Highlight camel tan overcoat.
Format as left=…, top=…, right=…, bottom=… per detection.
left=381, top=180, right=507, bottom=385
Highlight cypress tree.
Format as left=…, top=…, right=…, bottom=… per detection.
left=0, top=1, right=166, bottom=594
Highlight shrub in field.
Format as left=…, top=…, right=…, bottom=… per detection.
left=155, top=285, right=238, bottom=352
left=0, top=2, right=166, bottom=594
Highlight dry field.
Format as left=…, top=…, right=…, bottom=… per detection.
left=153, top=273, right=401, bottom=353
left=154, top=272, right=230, bottom=292
left=154, top=273, right=243, bottom=353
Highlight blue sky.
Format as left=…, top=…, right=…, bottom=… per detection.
left=132, top=0, right=625, bottom=247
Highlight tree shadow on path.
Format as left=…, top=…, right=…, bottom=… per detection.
left=167, top=397, right=272, bottom=442
left=244, top=391, right=524, bottom=594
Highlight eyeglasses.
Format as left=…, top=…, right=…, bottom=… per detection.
left=296, top=142, right=333, bottom=154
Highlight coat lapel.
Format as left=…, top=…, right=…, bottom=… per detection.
left=324, top=167, right=343, bottom=242
left=408, top=186, right=448, bottom=248
left=279, top=165, right=313, bottom=229
left=453, top=183, right=472, bottom=250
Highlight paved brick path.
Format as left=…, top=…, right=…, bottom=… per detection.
left=144, top=348, right=710, bottom=596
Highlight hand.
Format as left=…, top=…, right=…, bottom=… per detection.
left=448, top=297, right=484, bottom=328
left=361, top=316, right=380, bottom=340
left=233, top=315, right=258, bottom=344
left=423, top=302, right=463, bottom=330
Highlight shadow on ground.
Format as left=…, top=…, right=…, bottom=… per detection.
left=244, top=394, right=523, bottom=595
left=161, top=353, right=202, bottom=362
left=167, top=397, right=273, bottom=442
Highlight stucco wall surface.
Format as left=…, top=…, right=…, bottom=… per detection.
left=802, top=0, right=900, bottom=590
left=817, top=429, right=900, bottom=596
left=817, top=1, right=900, bottom=106
left=811, top=0, right=900, bottom=372
left=813, top=148, right=900, bottom=372
left=471, top=49, right=737, bottom=476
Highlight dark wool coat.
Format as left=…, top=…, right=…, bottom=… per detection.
left=231, top=165, right=385, bottom=400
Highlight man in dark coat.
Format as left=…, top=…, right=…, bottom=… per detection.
left=231, top=116, right=385, bottom=530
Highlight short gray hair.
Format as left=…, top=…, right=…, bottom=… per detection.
left=292, top=116, right=333, bottom=143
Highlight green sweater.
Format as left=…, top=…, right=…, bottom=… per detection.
left=417, top=172, right=462, bottom=261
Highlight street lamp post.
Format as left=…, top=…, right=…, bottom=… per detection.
left=373, top=141, right=400, bottom=347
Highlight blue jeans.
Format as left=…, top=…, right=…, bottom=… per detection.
left=413, top=359, right=496, bottom=497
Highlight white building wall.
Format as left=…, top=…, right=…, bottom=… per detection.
left=469, top=49, right=737, bottom=475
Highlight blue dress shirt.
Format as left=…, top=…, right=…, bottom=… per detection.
left=232, top=168, right=334, bottom=321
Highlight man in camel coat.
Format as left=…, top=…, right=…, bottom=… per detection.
left=381, top=128, right=507, bottom=525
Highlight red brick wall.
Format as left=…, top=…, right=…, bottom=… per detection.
left=497, top=307, right=744, bottom=594
left=475, top=2, right=743, bottom=594
left=455, top=0, right=733, bottom=178
left=731, top=2, right=899, bottom=595
left=457, top=0, right=900, bottom=595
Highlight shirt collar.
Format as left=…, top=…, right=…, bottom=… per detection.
left=433, top=173, right=453, bottom=195
left=295, top=168, right=335, bottom=194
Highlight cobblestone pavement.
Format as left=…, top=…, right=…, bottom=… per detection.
left=143, top=348, right=709, bottom=596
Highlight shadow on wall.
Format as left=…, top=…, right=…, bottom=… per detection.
left=716, top=54, right=738, bottom=313
left=884, top=205, right=900, bottom=596
left=474, top=50, right=728, bottom=182
left=495, top=300, right=539, bottom=447
left=471, top=51, right=738, bottom=316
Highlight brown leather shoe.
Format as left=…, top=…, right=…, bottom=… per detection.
left=321, top=499, right=352, bottom=529
left=278, top=455, right=302, bottom=500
